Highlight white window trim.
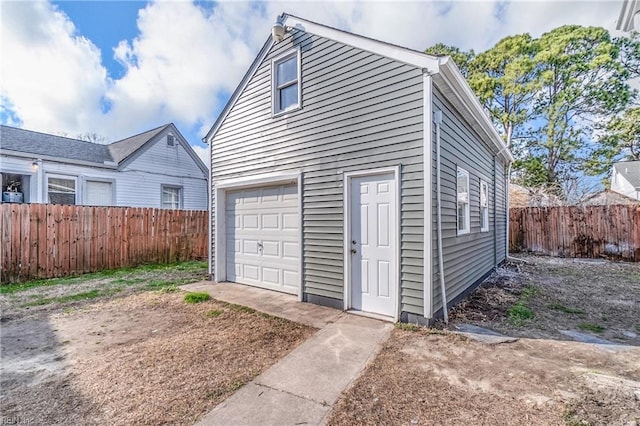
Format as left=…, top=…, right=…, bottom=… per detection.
left=161, top=184, right=183, bottom=210
left=480, top=179, right=489, bottom=233
left=46, top=173, right=78, bottom=205
left=271, top=48, right=302, bottom=117
left=456, top=167, right=470, bottom=235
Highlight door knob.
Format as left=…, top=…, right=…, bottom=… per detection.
left=352, top=240, right=357, bottom=245
left=351, top=249, right=357, bottom=254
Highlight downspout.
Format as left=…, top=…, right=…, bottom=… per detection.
left=505, top=162, right=512, bottom=260
left=206, top=140, right=214, bottom=280
left=434, top=109, right=448, bottom=324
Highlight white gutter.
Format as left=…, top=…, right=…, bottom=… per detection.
left=434, top=109, right=448, bottom=324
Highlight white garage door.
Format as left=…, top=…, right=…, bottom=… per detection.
left=225, top=184, right=299, bottom=294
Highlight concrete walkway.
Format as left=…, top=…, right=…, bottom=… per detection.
left=182, top=282, right=393, bottom=426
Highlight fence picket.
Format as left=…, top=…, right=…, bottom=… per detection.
left=1, top=205, right=208, bottom=283
left=510, top=204, right=640, bottom=261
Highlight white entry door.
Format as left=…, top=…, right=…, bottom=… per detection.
left=225, top=184, right=299, bottom=295
left=349, top=172, right=397, bottom=317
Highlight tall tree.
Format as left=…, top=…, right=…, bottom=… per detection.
left=526, top=25, right=634, bottom=192
left=586, top=107, right=640, bottom=177
left=467, top=34, right=538, bottom=147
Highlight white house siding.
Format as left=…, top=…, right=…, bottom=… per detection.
left=430, top=88, right=508, bottom=315
left=210, top=32, right=425, bottom=308
left=611, top=170, right=640, bottom=200
left=119, top=131, right=208, bottom=210
left=1, top=150, right=207, bottom=210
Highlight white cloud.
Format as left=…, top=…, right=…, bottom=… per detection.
left=0, top=0, right=628, bottom=148
left=0, top=1, right=108, bottom=136
left=191, top=144, right=209, bottom=168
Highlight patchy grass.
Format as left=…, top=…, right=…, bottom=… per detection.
left=548, top=303, right=585, bottom=315
left=394, top=323, right=422, bottom=332
left=184, top=292, right=211, bottom=304
left=156, top=285, right=180, bottom=294
left=20, top=289, right=120, bottom=308
left=577, top=322, right=606, bottom=334
left=206, top=309, right=224, bottom=318
left=0, top=261, right=207, bottom=295
left=507, top=286, right=538, bottom=326
left=227, top=303, right=257, bottom=314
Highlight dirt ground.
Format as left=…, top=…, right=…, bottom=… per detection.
left=448, top=254, right=640, bottom=345
left=329, top=256, right=640, bottom=425
left=1, top=282, right=314, bottom=424
left=328, top=329, right=640, bottom=425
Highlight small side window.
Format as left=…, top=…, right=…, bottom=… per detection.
left=167, top=135, right=175, bottom=147
left=457, top=167, right=470, bottom=235
left=480, top=180, right=489, bottom=232
left=272, top=50, right=301, bottom=115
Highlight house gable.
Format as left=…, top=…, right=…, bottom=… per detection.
left=204, top=14, right=512, bottom=165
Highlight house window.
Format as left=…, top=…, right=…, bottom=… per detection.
left=86, top=180, right=113, bottom=206
left=162, top=185, right=182, bottom=209
left=480, top=180, right=489, bottom=232
left=48, top=176, right=76, bottom=205
left=457, top=168, right=470, bottom=235
left=272, top=50, right=301, bottom=115
left=167, top=134, right=175, bottom=147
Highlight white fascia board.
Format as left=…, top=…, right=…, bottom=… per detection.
left=437, top=58, right=514, bottom=164
left=283, top=15, right=439, bottom=73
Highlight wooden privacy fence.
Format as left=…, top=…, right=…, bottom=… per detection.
left=1, top=204, right=208, bottom=283
left=509, top=205, right=640, bottom=261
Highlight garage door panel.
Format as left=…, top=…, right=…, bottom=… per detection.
left=261, top=213, right=280, bottom=229
left=225, top=183, right=299, bottom=295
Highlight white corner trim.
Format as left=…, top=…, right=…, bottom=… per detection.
left=343, top=166, right=401, bottom=322
left=423, top=73, right=433, bottom=319
left=284, top=15, right=439, bottom=73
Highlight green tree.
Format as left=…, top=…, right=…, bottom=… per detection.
left=586, top=107, right=640, bottom=177
left=424, top=43, right=475, bottom=77
left=467, top=34, right=538, bottom=146
left=527, top=25, right=634, bottom=192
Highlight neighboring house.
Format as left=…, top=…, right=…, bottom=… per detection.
left=1, top=124, right=208, bottom=209
left=509, top=184, right=563, bottom=208
left=579, top=189, right=639, bottom=206
left=611, top=161, right=640, bottom=201
left=204, top=14, right=513, bottom=324
left=617, top=0, right=640, bottom=31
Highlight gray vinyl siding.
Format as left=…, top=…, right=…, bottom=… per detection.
left=210, top=30, right=425, bottom=307
left=431, top=87, right=508, bottom=312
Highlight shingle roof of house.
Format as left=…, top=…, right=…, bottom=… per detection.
left=0, top=124, right=171, bottom=166
left=107, top=125, right=168, bottom=163
left=0, top=125, right=113, bottom=164
left=613, top=160, right=640, bottom=189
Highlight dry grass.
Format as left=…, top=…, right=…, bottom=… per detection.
left=1, top=291, right=315, bottom=425
left=328, top=328, right=640, bottom=426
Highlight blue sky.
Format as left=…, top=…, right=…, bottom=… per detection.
left=0, top=1, right=625, bottom=165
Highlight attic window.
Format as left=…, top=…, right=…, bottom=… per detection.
left=167, top=135, right=175, bottom=147
left=272, top=49, right=301, bottom=116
